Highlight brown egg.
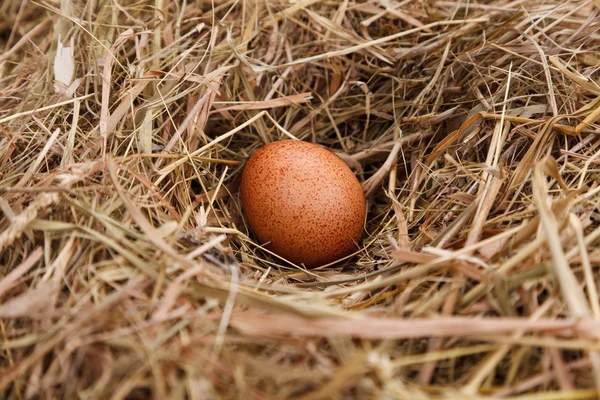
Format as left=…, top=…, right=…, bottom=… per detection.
left=240, top=140, right=366, bottom=267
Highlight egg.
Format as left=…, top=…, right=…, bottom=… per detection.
left=240, top=140, right=366, bottom=267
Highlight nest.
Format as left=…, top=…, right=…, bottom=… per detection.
left=2, top=0, right=600, bottom=398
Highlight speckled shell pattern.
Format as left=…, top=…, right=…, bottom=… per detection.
left=240, top=140, right=366, bottom=267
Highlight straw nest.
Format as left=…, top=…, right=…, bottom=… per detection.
left=2, top=0, right=600, bottom=398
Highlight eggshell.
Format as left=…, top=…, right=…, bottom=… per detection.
left=240, top=140, right=366, bottom=267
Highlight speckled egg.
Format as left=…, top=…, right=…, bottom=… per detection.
left=240, top=140, right=366, bottom=267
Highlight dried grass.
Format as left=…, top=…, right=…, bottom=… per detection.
left=2, top=0, right=600, bottom=398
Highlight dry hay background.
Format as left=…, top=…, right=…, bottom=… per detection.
left=2, top=0, right=600, bottom=399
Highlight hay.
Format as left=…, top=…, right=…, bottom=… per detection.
left=2, top=0, right=600, bottom=398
